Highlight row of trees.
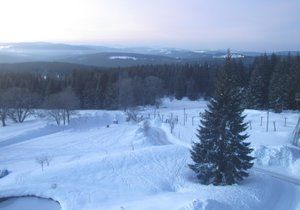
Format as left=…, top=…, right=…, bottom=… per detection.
left=0, top=87, right=79, bottom=126
left=0, top=63, right=216, bottom=110
left=0, top=53, right=299, bottom=119
left=247, top=54, right=300, bottom=111
left=0, top=87, right=39, bottom=126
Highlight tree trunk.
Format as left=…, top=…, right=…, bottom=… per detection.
left=63, top=110, right=66, bottom=125
left=1, top=116, right=6, bottom=127
left=17, top=108, right=22, bottom=123
left=67, top=110, right=70, bottom=124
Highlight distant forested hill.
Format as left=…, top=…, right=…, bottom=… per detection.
left=0, top=62, right=102, bottom=74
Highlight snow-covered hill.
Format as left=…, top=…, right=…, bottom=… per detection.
left=0, top=99, right=299, bottom=210
left=2, top=42, right=297, bottom=67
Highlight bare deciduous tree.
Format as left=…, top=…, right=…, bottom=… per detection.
left=0, top=90, right=9, bottom=126
left=125, top=108, right=143, bottom=123
left=5, top=87, right=40, bottom=123
left=35, top=155, right=52, bottom=171
left=44, top=88, right=79, bottom=126
left=61, top=88, right=80, bottom=124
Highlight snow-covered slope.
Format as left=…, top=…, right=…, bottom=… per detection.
left=0, top=99, right=299, bottom=210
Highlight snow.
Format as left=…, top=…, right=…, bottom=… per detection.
left=159, top=49, right=171, bottom=54
left=109, top=56, right=138, bottom=60
left=193, top=50, right=206, bottom=53
left=0, top=45, right=11, bottom=50
left=213, top=54, right=245, bottom=58
left=0, top=98, right=299, bottom=210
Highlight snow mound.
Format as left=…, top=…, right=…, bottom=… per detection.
left=254, top=146, right=293, bottom=167
left=179, top=199, right=233, bottom=210
left=254, top=145, right=296, bottom=167
left=254, top=145, right=300, bottom=176
left=203, top=199, right=233, bottom=210
left=134, top=121, right=171, bottom=146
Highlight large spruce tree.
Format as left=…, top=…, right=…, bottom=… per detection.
left=189, top=55, right=254, bottom=185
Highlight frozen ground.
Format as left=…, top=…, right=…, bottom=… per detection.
left=0, top=98, right=299, bottom=210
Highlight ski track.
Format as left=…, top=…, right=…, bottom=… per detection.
left=253, top=167, right=300, bottom=186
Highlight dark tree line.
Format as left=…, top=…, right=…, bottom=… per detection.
left=0, top=63, right=218, bottom=111
left=0, top=53, right=299, bottom=118
left=247, top=54, right=300, bottom=111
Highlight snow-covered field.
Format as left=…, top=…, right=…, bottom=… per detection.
left=0, top=98, right=299, bottom=210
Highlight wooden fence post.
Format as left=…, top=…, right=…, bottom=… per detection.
left=266, top=111, right=269, bottom=132
left=273, top=121, right=276, bottom=132
left=284, top=117, right=287, bottom=127
left=183, top=108, right=186, bottom=126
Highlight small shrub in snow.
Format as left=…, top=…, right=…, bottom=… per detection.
left=36, top=155, right=52, bottom=171
left=0, top=169, right=9, bottom=178
left=125, top=109, right=143, bottom=123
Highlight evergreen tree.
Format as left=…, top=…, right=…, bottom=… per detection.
left=268, top=59, right=291, bottom=112
left=189, top=56, right=254, bottom=185
left=247, top=55, right=274, bottom=109
left=288, top=57, right=300, bottom=109
left=186, top=78, right=198, bottom=100
left=174, top=72, right=186, bottom=100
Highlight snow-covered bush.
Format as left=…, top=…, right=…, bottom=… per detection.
left=125, top=109, right=143, bottom=123
left=36, top=155, right=52, bottom=171
left=0, top=169, right=9, bottom=178
left=142, top=120, right=151, bottom=132
left=254, top=146, right=294, bottom=167
left=136, top=120, right=151, bottom=140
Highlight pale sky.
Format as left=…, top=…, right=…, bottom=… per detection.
left=0, top=0, right=299, bottom=51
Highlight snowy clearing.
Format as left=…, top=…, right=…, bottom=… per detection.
left=109, top=56, right=138, bottom=60
left=0, top=98, right=299, bottom=210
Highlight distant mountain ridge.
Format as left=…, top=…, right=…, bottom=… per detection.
left=60, top=52, right=181, bottom=67
left=0, top=62, right=101, bottom=74
left=0, top=42, right=298, bottom=67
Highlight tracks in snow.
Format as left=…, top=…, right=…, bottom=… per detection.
left=252, top=166, right=300, bottom=186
